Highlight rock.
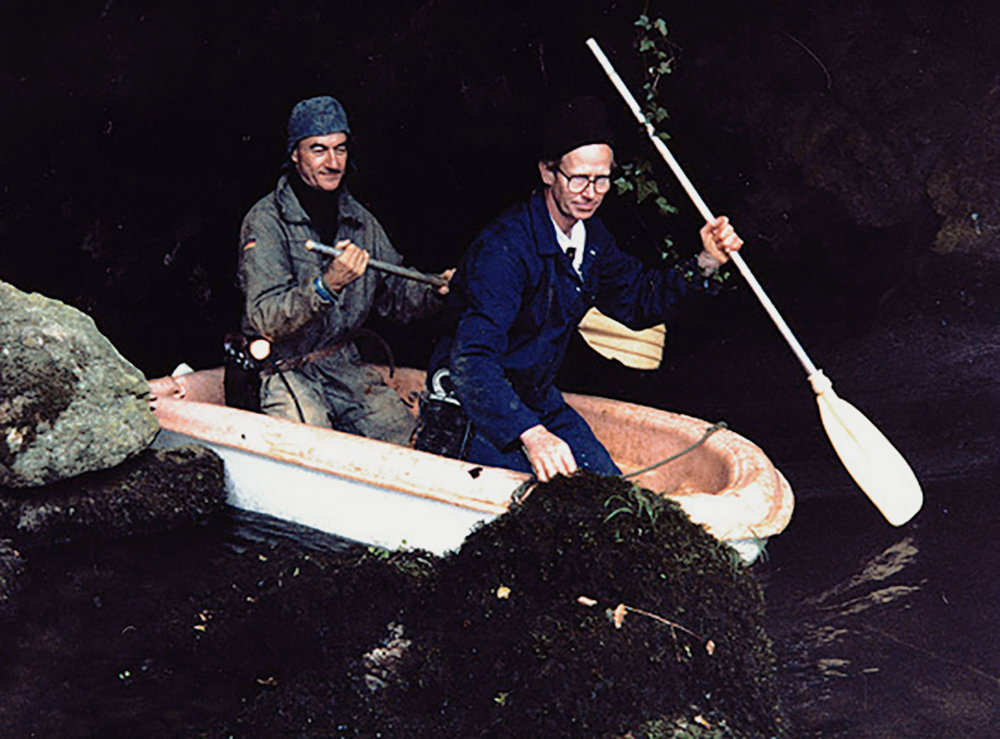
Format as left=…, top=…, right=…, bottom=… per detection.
left=692, top=1, right=1000, bottom=265
left=0, top=538, right=26, bottom=619
left=927, top=76, right=1000, bottom=257
left=0, top=445, right=227, bottom=547
left=0, top=281, right=159, bottom=488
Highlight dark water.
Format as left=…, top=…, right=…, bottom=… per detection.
left=3, top=471, right=992, bottom=737
left=1, top=1, right=997, bottom=732
left=3, top=303, right=996, bottom=737
left=761, top=482, right=997, bottom=737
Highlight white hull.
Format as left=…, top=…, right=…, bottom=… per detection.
left=155, top=427, right=499, bottom=553
left=149, top=367, right=793, bottom=560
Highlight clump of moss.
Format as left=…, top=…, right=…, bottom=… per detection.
left=0, top=445, right=227, bottom=547
left=0, top=345, right=77, bottom=470
left=389, top=472, right=785, bottom=738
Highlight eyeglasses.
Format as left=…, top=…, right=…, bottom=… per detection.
left=554, top=166, right=612, bottom=194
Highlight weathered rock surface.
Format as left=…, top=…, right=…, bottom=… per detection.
left=927, top=76, right=1000, bottom=256
left=684, top=0, right=1000, bottom=267
left=0, top=538, right=25, bottom=619
left=0, top=444, right=226, bottom=547
left=0, top=281, right=159, bottom=488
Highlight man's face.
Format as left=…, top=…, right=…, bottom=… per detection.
left=291, top=132, right=349, bottom=192
left=539, top=143, right=614, bottom=226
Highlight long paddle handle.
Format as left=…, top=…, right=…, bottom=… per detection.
left=586, top=38, right=819, bottom=378
left=589, top=37, right=923, bottom=527
left=304, top=239, right=447, bottom=288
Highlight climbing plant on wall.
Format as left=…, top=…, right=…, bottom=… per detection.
left=614, top=13, right=731, bottom=285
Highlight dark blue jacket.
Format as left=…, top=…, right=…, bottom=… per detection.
left=432, top=188, right=693, bottom=452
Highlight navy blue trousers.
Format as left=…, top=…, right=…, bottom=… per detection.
left=465, top=401, right=621, bottom=477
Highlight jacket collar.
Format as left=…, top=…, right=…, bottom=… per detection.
left=275, top=172, right=363, bottom=226
left=529, top=188, right=564, bottom=256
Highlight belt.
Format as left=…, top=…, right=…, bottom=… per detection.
left=267, top=341, right=348, bottom=373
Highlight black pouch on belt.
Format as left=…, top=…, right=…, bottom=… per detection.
left=413, top=368, right=472, bottom=460
left=222, top=333, right=263, bottom=412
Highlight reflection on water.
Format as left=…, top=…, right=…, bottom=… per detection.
left=757, top=474, right=999, bottom=738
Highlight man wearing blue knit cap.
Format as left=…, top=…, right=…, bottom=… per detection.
left=237, top=95, right=454, bottom=444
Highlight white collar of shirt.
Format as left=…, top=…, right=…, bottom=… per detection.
left=551, top=216, right=586, bottom=277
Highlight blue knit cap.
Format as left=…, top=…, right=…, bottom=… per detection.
left=286, top=96, right=351, bottom=156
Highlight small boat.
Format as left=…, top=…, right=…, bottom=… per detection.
left=148, top=366, right=793, bottom=562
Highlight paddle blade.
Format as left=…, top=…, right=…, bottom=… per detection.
left=809, top=371, right=923, bottom=526
left=577, top=307, right=665, bottom=370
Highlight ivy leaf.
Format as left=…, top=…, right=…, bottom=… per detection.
left=654, top=18, right=669, bottom=36
left=636, top=178, right=660, bottom=204
left=655, top=196, right=678, bottom=216
left=654, top=196, right=669, bottom=213
left=614, top=177, right=634, bottom=195
left=639, top=38, right=655, bottom=53
left=635, top=14, right=650, bottom=29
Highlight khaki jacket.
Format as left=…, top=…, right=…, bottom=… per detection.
left=238, top=173, right=442, bottom=365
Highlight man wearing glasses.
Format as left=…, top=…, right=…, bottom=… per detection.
left=238, top=95, right=453, bottom=444
left=421, top=95, right=741, bottom=481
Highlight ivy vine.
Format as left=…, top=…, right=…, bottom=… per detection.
left=613, top=13, right=731, bottom=286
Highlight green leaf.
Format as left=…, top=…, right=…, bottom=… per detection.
left=603, top=494, right=633, bottom=509
left=654, top=18, right=669, bottom=36
left=636, top=178, right=660, bottom=204
left=639, top=38, right=655, bottom=53
left=655, top=196, right=678, bottom=216
left=604, top=508, right=635, bottom=523
left=614, top=177, right=635, bottom=195
left=635, top=14, right=650, bottom=29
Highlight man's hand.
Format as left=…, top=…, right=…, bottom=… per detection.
left=697, top=216, right=743, bottom=273
left=519, top=424, right=578, bottom=482
left=436, top=268, right=456, bottom=296
left=323, top=240, right=369, bottom=292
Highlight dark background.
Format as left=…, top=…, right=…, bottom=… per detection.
left=1, top=3, right=998, bottom=735
left=4, top=0, right=996, bottom=380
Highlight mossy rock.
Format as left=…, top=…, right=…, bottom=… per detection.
left=380, top=472, right=786, bottom=738
left=0, top=445, right=227, bottom=547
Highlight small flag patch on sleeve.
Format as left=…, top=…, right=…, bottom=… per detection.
left=242, top=238, right=257, bottom=251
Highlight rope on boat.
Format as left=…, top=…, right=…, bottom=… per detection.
left=510, top=477, right=538, bottom=507
left=620, top=421, right=728, bottom=480
left=508, top=420, right=728, bottom=508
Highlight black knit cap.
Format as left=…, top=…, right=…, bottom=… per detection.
left=538, top=95, right=615, bottom=162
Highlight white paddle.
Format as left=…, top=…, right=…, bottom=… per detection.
left=577, top=307, right=666, bottom=370
left=587, top=37, right=923, bottom=526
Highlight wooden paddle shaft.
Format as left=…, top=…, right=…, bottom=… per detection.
left=304, top=239, right=447, bottom=288
left=586, top=38, right=819, bottom=378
